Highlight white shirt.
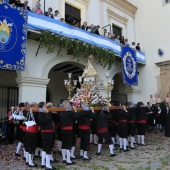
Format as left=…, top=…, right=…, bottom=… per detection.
left=54, top=16, right=60, bottom=21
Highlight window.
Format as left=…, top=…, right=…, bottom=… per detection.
left=65, top=3, right=81, bottom=27
left=112, top=24, right=122, bottom=37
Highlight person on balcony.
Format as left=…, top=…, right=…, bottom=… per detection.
left=9, top=0, right=24, bottom=7
left=54, top=10, right=60, bottom=20
left=115, top=35, right=120, bottom=43
left=32, top=2, right=43, bottom=14
left=81, top=22, right=88, bottom=31
left=23, top=0, right=31, bottom=11
left=124, top=38, right=130, bottom=46
left=131, top=42, right=136, bottom=50
left=136, top=43, right=141, bottom=51
left=44, top=7, right=54, bottom=19
left=120, top=36, right=125, bottom=46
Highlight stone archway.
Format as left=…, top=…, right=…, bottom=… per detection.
left=47, top=61, right=85, bottom=106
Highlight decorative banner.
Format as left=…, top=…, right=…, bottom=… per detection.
left=0, top=2, right=27, bottom=71
left=121, top=46, right=138, bottom=86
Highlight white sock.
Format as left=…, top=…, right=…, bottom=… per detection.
left=83, top=151, right=89, bottom=159
left=23, top=148, right=26, bottom=158
left=28, top=154, right=34, bottom=166
left=123, top=138, right=127, bottom=150
left=126, top=138, right=129, bottom=146
left=66, top=150, right=72, bottom=163
left=90, top=134, right=93, bottom=143
left=57, top=140, right=62, bottom=152
left=130, top=136, right=134, bottom=147
left=109, top=144, right=114, bottom=154
left=16, top=142, right=22, bottom=154
left=141, top=135, right=145, bottom=145
left=119, top=138, right=123, bottom=149
left=111, top=137, right=115, bottom=148
left=62, top=149, right=66, bottom=161
left=94, top=134, right=98, bottom=144
left=80, top=149, right=83, bottom=156
left=71, top=146, right=76, bottom=158
left=25, top=152, right=29, bottom=163
left=50, top=151, right=54, bottom=161
left=137, top=135, right=141, bottom=144
left=116, top=135, right=120, bottom=144
left=35, top=148, right=39, bottom=156
left=97, top=144, right=102, bottom=153
left=41, top=151, right=46, bottom=166
left=46, top=155, right=52, bottom=168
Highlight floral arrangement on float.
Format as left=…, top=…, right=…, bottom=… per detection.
left=70, top=86, right=108, bottom=107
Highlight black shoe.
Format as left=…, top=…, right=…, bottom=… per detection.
left=22, top=157, right=26, bottom=161
left=28, top=164, right=38, bottom=167
left=41, top=165, right=46, bottom=169
left=123, top=149, right=130, bottom=152
left=34, top=155, right=41, bottom=158
left=141, top=143, right=147, bottom=146
left=45, top=167, right=56, bottom=170
left=120, top=148, right=123, bottom=151
left=83, top=157, right=92, bottom=160
left=113, top=147, right=117, bottom=150
left=51, top=159, right=59, bottom=163
left=110, top=153, right=116, bottom=157
left=66, top=161, right=76, bottom=165
left=130, top=146, right=136, bottom=149
left=62, top=160, right=66, bottom=163
left=96, top=152, right=101, bottom=156
left=71, top=157, right=77, bottom=159
left=25, top=162, right=28, bottom=165
left=15, top=153, right=20, bottom=157
left=138, top=143, right=141, bottom=146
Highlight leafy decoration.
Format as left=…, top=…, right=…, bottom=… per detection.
left=40, top=30, right=116, bottom=69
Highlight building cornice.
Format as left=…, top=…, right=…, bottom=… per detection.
left=155, top=60, right=170, bottom=66
left=75, top=0, right=90, bottom=9
left=107, top=8, right=128, bottom=26
left=103, top=0, right=137, bottom=17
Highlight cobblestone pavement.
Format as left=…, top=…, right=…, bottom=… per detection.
left=0, top=131, right=170, bottom=170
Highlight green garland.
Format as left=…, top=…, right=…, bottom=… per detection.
left=40, top=30, right=116, bottom=69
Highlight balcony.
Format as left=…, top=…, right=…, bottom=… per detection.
left=28, top=11, right=145, bottom=64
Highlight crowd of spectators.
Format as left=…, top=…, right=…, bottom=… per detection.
left=8, top=0, right=142, bottom=52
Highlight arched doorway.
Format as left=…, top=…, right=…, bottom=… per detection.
left=48, top=61, right=85, bottom=106
left=0, top=70, right=18, bottom=122
left=111, top=72, right=132, bottom=104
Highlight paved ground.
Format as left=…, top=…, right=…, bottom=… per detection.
left=0, top=131, right=170, bottom=170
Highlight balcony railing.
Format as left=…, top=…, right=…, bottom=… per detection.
left=28, top=11, right=145, bottom=64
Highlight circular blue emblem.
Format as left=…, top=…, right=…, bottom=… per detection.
left=158, top=48, right=164, bottom=57
left=0, top=16, right=17, bottom=52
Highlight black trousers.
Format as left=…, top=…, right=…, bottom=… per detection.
left=56, top=126, right=62, bottom=141
left=79, top=130, right=90, bottom=151
left=137, top=123, right=146, bottom=135
left=41, top=132, right=54, bottom=154
left=118, top=123, right=128, bottom=138
left=7, top=123, right=15, bottom=144
left=61, top=130, right=73, bottom=150
left=128, top=123, right=136, bottom=137
left=98, top=131, right=112, bottom=145
left=36, top=131, right=43, bottom=148
left=26, top=132, right=37, bottom=154
left=108, top=124, right=117, bottom=137
left=18, top=128, right=24, bottom=143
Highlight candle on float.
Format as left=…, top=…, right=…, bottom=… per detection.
left=68, top=73, right=72, bottom=78
left=78, top=76, right=82, bottom=83
left=73, top=80, right=77, bottom=86
left=64, top=80, right=68, bottom=85
left=106, top=72, right=109, bottom=77
left=111, top=79, right=114, bottom=85
left=108, top=79, right=111, bottom=83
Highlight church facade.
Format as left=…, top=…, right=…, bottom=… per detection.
left=0, top=0, right=169, bottom=120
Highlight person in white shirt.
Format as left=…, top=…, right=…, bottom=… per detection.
left=54, top=10, right=60, bottom=21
